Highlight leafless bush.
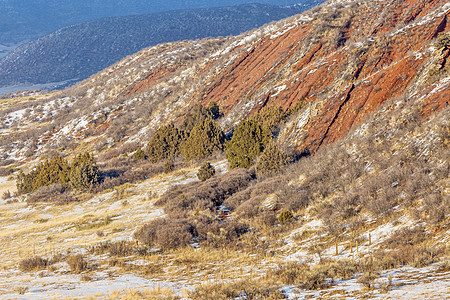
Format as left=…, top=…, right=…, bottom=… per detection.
left=27, top=184, right=76, bottom=205
left=235, top=195, right=264, bottom=218
left=422, top=192, right=448, bottom=224
left=94, top=161, right=166, bottom=193
left=200, top=220, right=249, bottom=249
left=2, top=190, right=11, bottom=200
left=268, top=262, right=334, bottom=290
left=19, top=256, right=48, bottom=272
left=157, top=168, right=255, bottom=216
left=189, top=279, right=283, bottom=300
left=134, top=218, right=196, bottom=250
left=383, top=226, right=427, bottom=248
left=66, top=254, right=87, bottom=273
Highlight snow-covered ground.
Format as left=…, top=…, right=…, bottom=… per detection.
left=283, top=264, right=450, bottom=299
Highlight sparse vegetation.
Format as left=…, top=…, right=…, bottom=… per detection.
left=133, top=147, right=147, bottom=160
left=0, top=1, right=448, bottom=298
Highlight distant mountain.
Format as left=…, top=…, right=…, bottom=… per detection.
left=0, top=3, right=308, bottom=92
left=0, top=0, right=321, bottom=45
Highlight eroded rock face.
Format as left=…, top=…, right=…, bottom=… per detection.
left=104, top=0, right=448, bottom=154
left=4, top=0, right=448, bottom=159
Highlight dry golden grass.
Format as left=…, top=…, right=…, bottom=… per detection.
left=0, top=163, right=200, bottom=273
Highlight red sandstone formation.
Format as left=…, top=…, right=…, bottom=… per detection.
left=74, top=0, right=449, bottom=154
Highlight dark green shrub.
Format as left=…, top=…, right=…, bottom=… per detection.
left=146, top=123, right=182, bottom=163
left=182, top=118, right=225, bottom=161
left=286, top=101, right=306, bottom=116
left=207, top=101, right=222, bottom=120
left=197, top=162, right=215, bottom=181
left=17, top=152, right=99, bottom=194
left=179, top=104, right=212, bottom=139
left=17, top=155, right=70, bottom=193
left=278, top=210, right=293, bottom=224
left=226, top=120, right=271, bottom=169
left=70, top=152, right=99, bottom=190
left=250, top=105, right=286, bottom=132
left=255, top=140, right=288, bottom=175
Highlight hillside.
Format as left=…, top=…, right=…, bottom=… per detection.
left=0, top=3, right=306, bottom=93
left=0, top=0, right=448, bottom=298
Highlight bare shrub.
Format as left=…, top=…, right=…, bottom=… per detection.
left=0, top=159, right=15, bottom=167
left=422, top=192, right=448, bottom=224
left=94, top=161, right=166, bottom=193
left=235, top=195, right=264, bottom=218
left=253, top=211, right=278, bottom=228
left=2, top=190, right=11, bottom=200
left=157, top=168, right=255, bottom=216
left=27, top=184, right=76, bottom=205
left=358, top=271, right=380, bottom=289
left=19, top=256, right=48, bottom=272
left=268, top=262, right=333, bottom=289
left=14, top=286, right=29, bottom=295
left=200, top=221, right=248, bottom=249
left=383, top=226, right=427, bottom=248
left=134, top=218, right=196, bottom=250
left=189, top=280, right=283, bottom=300
left=66, top=254, right=87, bottom=273
left=108, top=241, right=134, bottom=257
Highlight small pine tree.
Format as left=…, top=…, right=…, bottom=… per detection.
left=16, top=155, right=70, bottom=193
left=256, top=140, right=288, bottom=175
left=250, top=105, right=286, bottom=132
left=146, top=123, right=182, bottom=163
left=179, top=104, right=212, bottom=139
left=70, top=152, right=99, bottom=190
left=133, top=147, right=147, bottom=160
left=197, top=162, right=215, bottom=181
left=226, top=120, right=271, bottom=169
left=182, top=118, right=225, bottom=161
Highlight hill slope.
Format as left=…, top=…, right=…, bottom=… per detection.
left=0, top=0, right=448, bottom=159
left=0, top=0, right=448, bottom=297
left=0, top=3, right=307, bottom=92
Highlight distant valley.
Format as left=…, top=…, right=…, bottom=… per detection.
left=0, top=0, right=323, bottom=49
left=0, top=3, right=315, bottom=93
